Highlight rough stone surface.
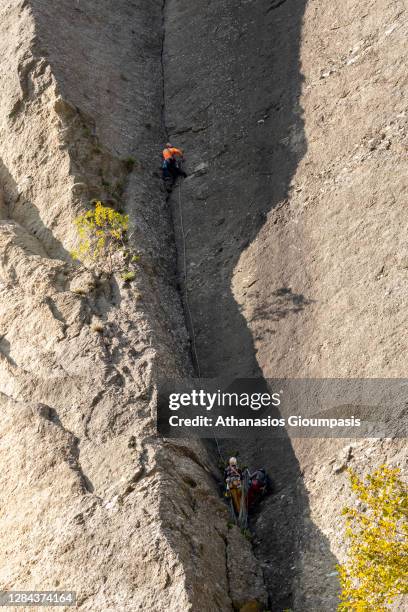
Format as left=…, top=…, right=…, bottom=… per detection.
left=164, top=0, right=407, bottom=609
left=0, top=2, right=259, bottom=610
left=227, top=526, right=268, bottom=610
left=0, top=1, right=406, bottom=611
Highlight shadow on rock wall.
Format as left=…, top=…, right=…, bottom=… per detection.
left=163, top=0, right=339, bottom=608
left=0, top=158, right=70, bottom=260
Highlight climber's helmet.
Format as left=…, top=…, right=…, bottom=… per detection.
left=166, top=142, right=173, bottom=148
left=229, top=457, right=237, bottom=466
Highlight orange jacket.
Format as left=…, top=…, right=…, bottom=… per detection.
left=163, top=147, right=183, bottom=160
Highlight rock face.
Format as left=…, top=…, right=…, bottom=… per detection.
left=0, top=0, right=406, bottom=611
left=227, top=526, right=267, bottom=610
left=0, top=1, right=264, bottom=610
left=163, top=0, right=407, bottom=609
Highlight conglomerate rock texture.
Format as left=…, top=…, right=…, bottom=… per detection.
left=0, top=0, right=406, bottom=611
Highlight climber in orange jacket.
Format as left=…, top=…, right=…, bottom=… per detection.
left=162, top=143, right=187, bottom=183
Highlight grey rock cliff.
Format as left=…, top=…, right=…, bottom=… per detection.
left=0, top=2, right=262, bottom=610
left=163, top=0, right=407, bottom=609
left=0, top=1, right=406, bottom=611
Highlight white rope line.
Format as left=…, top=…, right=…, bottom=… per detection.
left=214, top=434, right=225, bottom=462
left=177, top=181, right=226, bottom=476
left=238, top=469, right=250, bottom=529
left=178, top=182, right=201, bottom=378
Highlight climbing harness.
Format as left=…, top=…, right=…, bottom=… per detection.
left=225, top=470, right=242, bottom=520
left=225, top=467, right=250, bottom=529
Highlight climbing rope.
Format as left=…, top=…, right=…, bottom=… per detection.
left=214, top=434, right=225, bottom=463
left=229, top=498, right=238, bottom=525
left=238, top=469, right=250, bottom=530
left=177, top=182, right=201, bottom=378
left=176, top=179, right=226, bottom=497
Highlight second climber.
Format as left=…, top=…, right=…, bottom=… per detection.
left=224, top=456, right=242, bottom=514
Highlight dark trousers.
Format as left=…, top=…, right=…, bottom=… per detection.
left=162, top=158, right=186, bottom=181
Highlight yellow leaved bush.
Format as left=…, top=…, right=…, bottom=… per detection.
left=71, top=201, right=129, bottom=272
left=338, top=465, right=408, bottom=611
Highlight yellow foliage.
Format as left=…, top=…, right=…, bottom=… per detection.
left=338, top=465, right=408, bottom=611
left=71, top=201, right=129, bottom=270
